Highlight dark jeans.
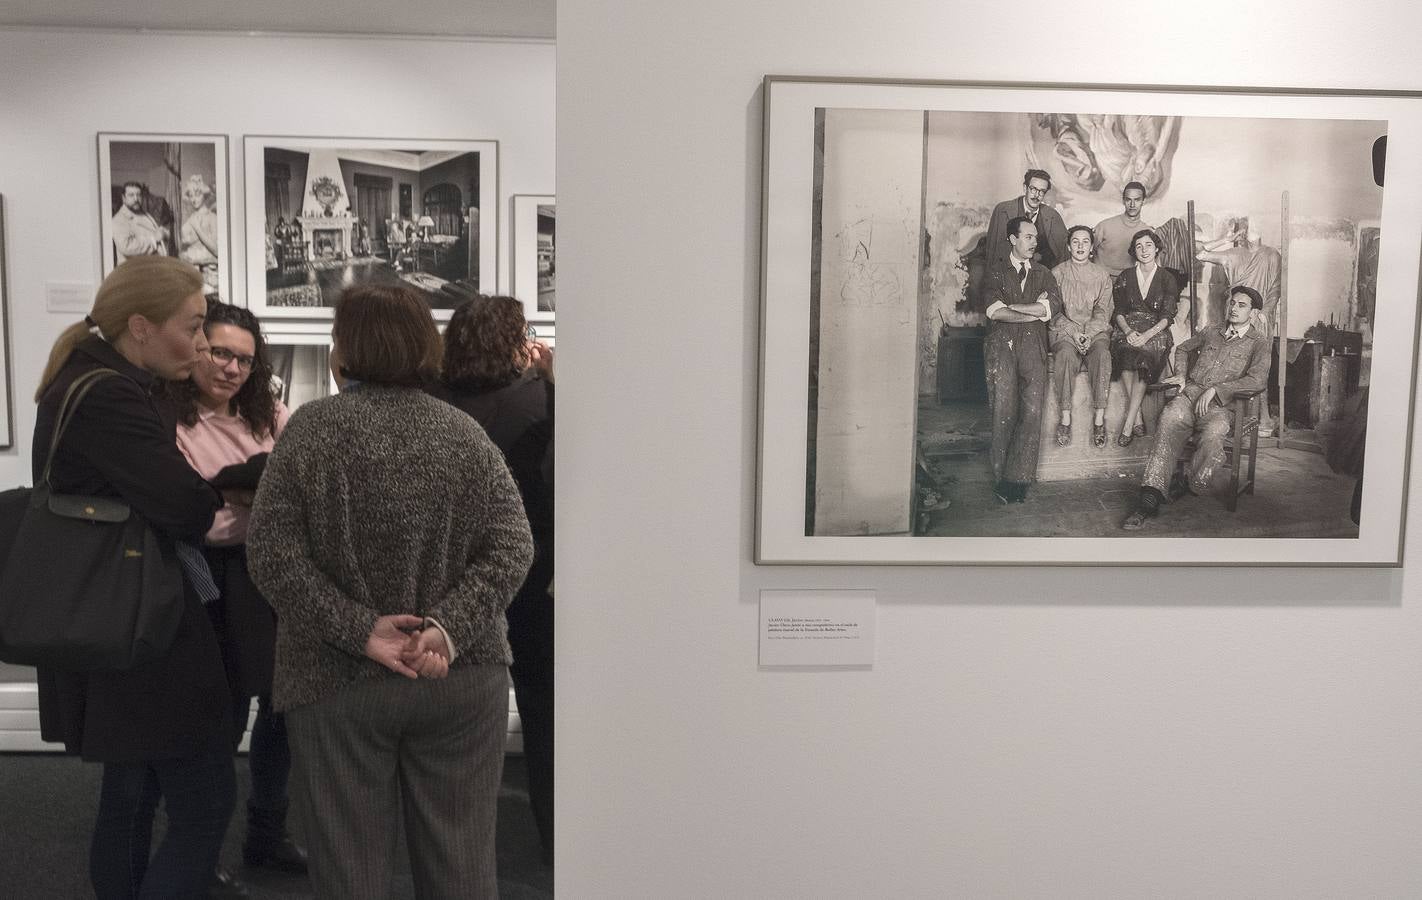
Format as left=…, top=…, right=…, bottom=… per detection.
left=90, top=738, right=235, bottom=900
left=508, top=583, right=553, bottom=854
left=247, top=693, right=292, bottom=813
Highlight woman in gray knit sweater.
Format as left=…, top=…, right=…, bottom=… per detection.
left=247, top=285, right=533, bottom=900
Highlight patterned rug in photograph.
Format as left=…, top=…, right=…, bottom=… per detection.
left=268, top=284, right=323, bottom=307
left=401, top=272, right=448, bottom=293
left=309, top=257, right=385, bottom=272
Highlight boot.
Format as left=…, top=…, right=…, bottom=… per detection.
left=242, top=802, right=309, bottom=874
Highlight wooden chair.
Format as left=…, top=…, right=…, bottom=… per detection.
left=1146, top=382, right=1263, bottom=511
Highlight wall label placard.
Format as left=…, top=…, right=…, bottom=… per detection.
left=758, top=590, right=875, bottom=667
left=45, top=281, right=94, bottom=314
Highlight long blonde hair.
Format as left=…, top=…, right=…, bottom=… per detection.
left=35, top=256, right=204, bottom=401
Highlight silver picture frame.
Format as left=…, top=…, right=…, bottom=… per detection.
left=97, top=132, right=232, bottom=303
left=757, top=76, right=1422, bottom=566
left=243, top=135, right=498, bottom=320
left=512, top=194, right=556, bottom=325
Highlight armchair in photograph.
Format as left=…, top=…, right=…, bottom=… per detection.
left=1146, top=361, right=1263, bottom=512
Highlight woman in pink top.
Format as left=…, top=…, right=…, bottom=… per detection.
left=171, top=302, right=307, bottom=884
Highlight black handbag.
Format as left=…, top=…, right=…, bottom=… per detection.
left=0, top=368, right=185, bottom=671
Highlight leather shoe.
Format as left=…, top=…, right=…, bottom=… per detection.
left=1121, top=510, right=1149, bottom=531
left=210, top=867, right=252, bottom=899
left=244, top=835, right=309, bottom=874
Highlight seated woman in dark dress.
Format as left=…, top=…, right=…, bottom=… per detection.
left=1110, top=228, right=1180, bottom=446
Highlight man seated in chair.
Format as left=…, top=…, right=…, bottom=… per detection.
left=1121, top=287, right=1270, bottom=529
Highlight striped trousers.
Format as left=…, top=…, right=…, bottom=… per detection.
left=286, top=663, right=509, bottom=899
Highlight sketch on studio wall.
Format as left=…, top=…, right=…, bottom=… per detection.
left=512, top=194, right=555, bottom=322
left=758, top=78, right=1420, bottom=566
left=244, top=137, right=498, bottom=319
left=97, top=134, right=230, bottom=302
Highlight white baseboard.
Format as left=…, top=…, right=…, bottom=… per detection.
left=0, top=682, right=523, bottom=754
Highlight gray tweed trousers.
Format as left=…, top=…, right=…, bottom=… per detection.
left=286, top=663, right=509, bottom=900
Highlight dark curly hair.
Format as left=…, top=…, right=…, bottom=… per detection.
left=1128, top=228, right=1165, bottom=263
left=441, top=295, right=528, bottom=391
left=168, top=301, right=280, bottom=439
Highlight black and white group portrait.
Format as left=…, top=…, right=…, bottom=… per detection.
left=244, top=137, right=497, bottom=318
left=97, top=134, right=229, bottom=301
left=758, top=80, right=1422, bottom=565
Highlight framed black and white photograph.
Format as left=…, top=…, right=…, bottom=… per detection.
left=512, top=194, right=555, bottom=323
left=757, top=77, right=1422, bottom=566
left=97, top=133, right=231, bottom=302
left=244, top=136, right=498, bottom=319
left=0, top=195, right=13, bottom=448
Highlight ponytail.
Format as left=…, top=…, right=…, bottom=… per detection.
left=33, top=256, right=203, bottom=402
left=34, top=322, right=93, bottom=402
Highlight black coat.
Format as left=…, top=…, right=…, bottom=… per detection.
left=33, top=336, right=230, bottom=763
left=431, top=374, right=553, bottom=547
left=431, top=374, right=553, bottom=663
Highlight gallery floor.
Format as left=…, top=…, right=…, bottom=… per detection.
left=0, top=752, right=552, bottom=899
left=917, top=397, right=1361, bottom=539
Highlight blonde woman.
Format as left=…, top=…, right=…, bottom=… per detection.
left=32, top=256, right=241, bottom=898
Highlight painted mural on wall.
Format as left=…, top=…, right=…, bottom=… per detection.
left=1024, top=114, right=1181, bottom=212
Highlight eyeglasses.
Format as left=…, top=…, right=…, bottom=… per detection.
left=207, top=346, right=255, bottom=371
left=525, top=325, right=538, bottom=340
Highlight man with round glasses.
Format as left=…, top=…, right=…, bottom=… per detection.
left=985, top=168, right=1068, bottom=271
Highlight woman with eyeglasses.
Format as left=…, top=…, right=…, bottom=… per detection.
left=169, top=302, right=308, bottom=887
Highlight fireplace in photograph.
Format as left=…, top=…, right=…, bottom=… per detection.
left=296, top=147, right=356, bottom=261
left=301, top=216, right=354, bottom=259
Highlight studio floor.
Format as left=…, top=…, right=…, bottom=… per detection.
left=917, top=397, right=1360, bottom=539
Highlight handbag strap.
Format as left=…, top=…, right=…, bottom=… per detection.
left=40, top=368, right=122, bottom=487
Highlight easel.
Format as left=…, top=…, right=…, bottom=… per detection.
left=1276, top=191, right=1289, bottom=450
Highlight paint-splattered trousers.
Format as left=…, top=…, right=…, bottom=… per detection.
left=1050, top=335, right=1112, bottom=412
left=984, top=321, right=1048, bottom=484
left=1141, top=391, right=1234, bottom=495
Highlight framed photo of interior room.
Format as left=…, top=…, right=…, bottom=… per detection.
left=512, top=194, right=556, bottom=325
left=756, top=76, right=1422, bottom=566
left=97, top=133, right=232, bottom=303
left=243, top=136, right=498, bottom=319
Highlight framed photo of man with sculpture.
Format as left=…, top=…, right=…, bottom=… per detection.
left=756, top=77, right=1422, bottom=566
left=97, top=133, right=231, bottom=302
left=243, top=136, right=498, bottom=319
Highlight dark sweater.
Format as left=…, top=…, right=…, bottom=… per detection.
left=246, top=385, right=533, bottom=712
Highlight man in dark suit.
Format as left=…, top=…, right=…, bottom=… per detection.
left=983, top=217, right=1062, bottom=503
left=985, top=168, right=1068, bottom=270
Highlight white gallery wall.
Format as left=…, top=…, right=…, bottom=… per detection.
left=0, top=28, right=554, bottom=487
left=559, top=1, right=1422, bottom=897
